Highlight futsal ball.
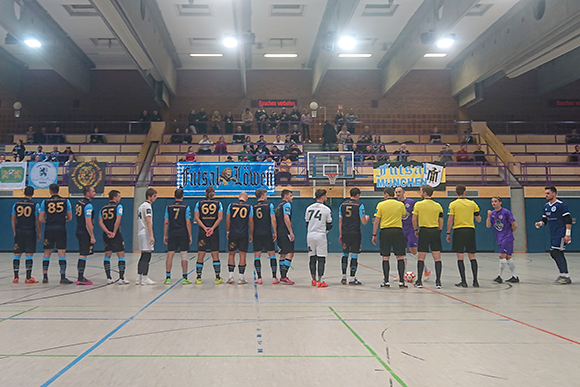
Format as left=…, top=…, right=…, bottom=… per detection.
left=404, top=271, right=416, bottom=283
left=424, top=268, right=432, bottom=280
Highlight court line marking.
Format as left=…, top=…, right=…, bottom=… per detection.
left=0, top=306, right=38, bottom=322
left=359, top=263, right=580, bottom=346
left=329, top=306, right=408, bottom=387
left=40, top=264, right=199, bottom=387
left=0, top=353, right=375, bottom=358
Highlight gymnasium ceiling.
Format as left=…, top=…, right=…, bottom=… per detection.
left=1, top=0, right=580, bottom=106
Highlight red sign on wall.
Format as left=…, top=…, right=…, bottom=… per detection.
left=256, top=99, right=297, bottom=107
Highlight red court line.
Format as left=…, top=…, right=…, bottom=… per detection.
left=358, top=263, right=580, bottom=346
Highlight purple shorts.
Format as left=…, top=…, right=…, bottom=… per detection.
left=404, top=228, right=418, bottom=248
left=498, top=239, right=514, bottom=256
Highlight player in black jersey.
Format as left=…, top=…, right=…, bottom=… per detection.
left=226, top=192, right=254, bottom=284
left=339, top=188, right=370, bottom=285
left=251, top=188, right=277, bottom=285
left=164, top=189, right=193, bottom=285
left=11, top=186, right=41, bottom=283
left=98, top=190, right=128, bottom=284
left=195, top=186, right=224, bottom=284
left=39, top=184, right=73, bottom=284
left=275, top=189, right=295, bottom=284
left=75, top=186, right=96, bottom=285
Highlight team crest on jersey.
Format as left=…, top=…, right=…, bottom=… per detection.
left=494, top=219, right=504, bottom=232
left=551, top=206, right=557, bottom=212
left=499, top=215, right=503, bottom=219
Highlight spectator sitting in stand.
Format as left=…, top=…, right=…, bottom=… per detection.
left=377, top=145, right=390, bottom=163
left=139, top=110, right=151, bottom=134
left=226, top=156, right=234, bottom=162
left=343, top=134, right=354, bottom=151
left=363, top=145, right=375, bottom=161
left=183, top=128, right=192, bottom=144
left=439, top=144, right=454, bottom=164
left=244, top=136, right=255, bottom=153
left=463, top=128, right=475, bottom=144
left=197, top=108, right=208, bottom=134
left=211, top=111, right=221, bottom=134
left=32, top=146, right=46, bottom=161
left=185, top=146, right=196, bottom=161
left=12, top=139, right=26, bottom=161
left=33, top=127, right=46, bottom=144
left=90, top=127, right=105, bottom=143
left=565, top=129, right=580, bottom=144
left=255, top=108, right=268, bottom=134
left=277, top=154, right=292, bottom=185
left=283, top=135, right=293, bottom=150
left=61, top=146, right=75, bottom=162
left=473, top=144, right=488, bottom=164
left=26, top=126, right=34, bottom=143
left=279, top=111, right=290, bottom=134
left=360, top=126, right=373, bottom=143
left=356, top=134, right=369, bottom=149
left=456, top=144, right=471, bottom=162
left=287, top=143, right=302, bottom=162
left=268, top=110, right=279, bottom=134
left=198, top=134, right=213, bottom=154
left=239, top=145, right=254, bottom=162
left=345, top=107, right=358, bottom=133
left=49, top=146, right=60, bottom=162
left=188, top=108, right=198, bottom=134
left=33, top=155, right=42, bottom=162
left=256, top=135, right=267, bottom=148
left=429, top=127, right=442, bottom=143
left=91, top=156, right=98, bottom=163
left=338, top=126, right=350, bottom=144
left=569, top=144, right=580, bottom=162
left=233, top=125, right=245, bottom=143
left=290, top=107, right=301, bottom=128
left=290, top=124, right=301, bottom=144
left=51, top=127, right=65, bottom=144
left=0, top=155, right=5, bottom=163
left=273, top=134, right=285, bottom=151
left=151, top=109, right=163, bottom=122
left=64, top=155, right=76, bottom=166
left=214, top=136, right=228, bottom=155
left=224, top=111, right=234, bottom=134
left=393, top=144, right=410, bottom=162
left=170, top=128, right=182, bottom=144
left=372, top=136, right=383, bottom=152
left=269, top=145, right=281, bottom=162
left=254, top=145, right=268, bottom=161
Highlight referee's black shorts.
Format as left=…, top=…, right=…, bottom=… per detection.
left=451, top=227, right=476, bottom=254
left=379, top=228, right=406, bottom=257
left=418, top=227, right=442, bottom=253
left=342, top=233, right=361, bottom=254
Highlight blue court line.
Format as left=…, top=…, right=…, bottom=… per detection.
left=10, top=317, right=511, bottom=323
left=40, top=260, right=204, bottom=387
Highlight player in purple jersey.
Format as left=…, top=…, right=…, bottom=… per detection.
left=486, top=197, right=519, bottom=284
left=395, top=187, right=430, bottom=278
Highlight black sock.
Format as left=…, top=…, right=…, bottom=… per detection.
left=309, top=256, right=317, bottom=280
left=78, top=258, right=86, bottom=279
left=59, top=259, right=67, bottom=279
left=397, top=259, right=405, bottom=283
left=550, top=250, right=569, bottom=274
left=213, top=260, right=221, bottom=278
left=119, top=259, right=126, bottom=280
left=13, top=257, right=20, bottom=278
left=417, top=260, right=425, bottom=282
left=239, top=265, right=246, bottom=274
left=435, top=261, right=442, bottom=283
left=138, top=252, right=152, bottom=275
left=228, top=264, right=235, bottom=273
left=458, top=260, right=466, bottom=283
left=254, top=258, right=262, bottom=278
left=350, top=257, right=358, bottom=277
left=470, top=259, right=478, bottom=281
left=382, top=260, right=390, bottom=283
left=317, top=256, right=326, bottom=281
left=270, top=257, right=277, bottom=277
left=104, top=258, right=111, bottom=279
left=25, top=258, right=33, bottom=280
left=280, top=259, right=288, bottom=279
left=341, top=254, right=348, bottom=276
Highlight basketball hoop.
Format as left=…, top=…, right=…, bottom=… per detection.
left=326, top=173, right=338, bottom=185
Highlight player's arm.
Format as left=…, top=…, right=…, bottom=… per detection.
left=11, top=204, right=16, bottom=236
left=438, top=213, right=444, bottom=230
left=338, top=215, right=342, bottom=242
left=66, top=200, right=73, bottom=222
left=145, top=214, right=154, bottom=244
left=372, top=216, right=379, bottom=245
left=326, top=211, right=333, bottom=231
left=446, top=213, right=454, bottom=243
left=112, top=206, right=122, bottom=235
left=211, top=203, right=224, bottom=231
left=360, top=204, right=370, bottom=225
left=248, top=206, right=254, bottom=242
left=36, top=205, right=41, bottom=242
left=39, top=201, right=45, bottom=223
left=412, top=214, right=418, bottom=236
left=163, top=207, right=169, bottom=244
left=85, top=204, right=95, bottom=244
left=270, top=206, right=277, bottom=241
left=511, top=221, right=518, bottom=233
left=193, top=203, right=207, bottom=232
left=486, top=210, right=492, bottom=228
left=474, top=203, right=481, bottom=223
left=284, top=213, right=294, bottom=241
left=563, top=210, right=573, bottom=243
left=186, top=207, right=193, bottom=245
left=225, top=204, right=231, bottom=234
left=98, top=211, right=108, bottom=233
left=535, top=214, right=548, bottom=228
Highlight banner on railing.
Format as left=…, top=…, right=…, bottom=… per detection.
left=0, top=162, right=27, bottom=191
left=28, top=161, right=58, bottom=189
left=177, top=162, right=275, bottom=195
left=68, top=162, right=106, bottom=194
left=373, top=161, right=446, bottom=191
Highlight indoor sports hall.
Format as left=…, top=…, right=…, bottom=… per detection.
left=1, top=0, right=580, bottom=386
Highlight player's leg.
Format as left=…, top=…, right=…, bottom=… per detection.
left=465, top=229, right=479, bottom=287
left=211, top=251, right=223, bottom=284
left=495, top=251, right=507, bottom=283
left=307, top=236, right=317, bottom=285
left=181, top=250, right=191, bottom=284
left=254, top=252, right=262, bottom=284
left=432, top=251, right=442, bottom=288
left=316, top=237, right=328, bottom=287
left=227, top=247, right=237, bottom=284
left=281, top=252, right=294, bottom=284
left=550, top=241, right=571, bottom=284
left=117, top=251, right=128, bottom=284
left=103, top=249, right=113, bottom=283
left=348, top=234, right=362, bottom=285
left=57, top=245, right=72, bottom=284
left=196, top=231, right=206, bottom=282
left=453, top=229, right=468, bottom=287
left=379, top=230, right=390, bottom=287
left=137, top=250, right=151, bottom=284
left=238, top=250, right=247, bottom=284
left=394, top=229, right=407, bottom=288
left=268, top=250, right=278, bottom=283
left=415, top=252, right=427, bottom=288
left=13, top=253, right=21, bottom=283
left=42, top=232, right=53, bottom=283
left=341, top=237, right=349, bottom=284
left=166, top=251, right=175, bottom=284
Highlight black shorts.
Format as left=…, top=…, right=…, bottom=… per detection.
left=198, top=230, right=220, bottom=252
left=228, top=234, right=249, bottom=252
left=104, top=232, right=124, bottom=253
left=253, top=234, right=275, bottom=252
left=277, top=234, right=295, bottom=255
left=44, top=229, right=67, bottom=250
left=14, top=234, right=36, bottom=254
left=379, top=228, right=405, bottom=257
left=418, top=228, right=442, bottom=253
left=452, top=227, right=476, bottom=254
left=341, top=233, right=361, bottom=254
left=168, top=235, right=189, bottom=252
left=76, top=232, right=94, bottom=256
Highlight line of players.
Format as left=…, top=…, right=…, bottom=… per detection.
left=11, top=183, right=573, bottom=287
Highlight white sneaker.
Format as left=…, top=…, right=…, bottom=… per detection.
left=141, top=276, right=156, bottom=285
left=135, top=275, right=142, bottom=285
left=107, top=278, right=115, bottom=284
left=117, top=278, right=130, bottom=285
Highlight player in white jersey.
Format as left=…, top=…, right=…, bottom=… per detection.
left=305, top=189, right=333, bottom=287
left=136, top=188, right=157, bottom=285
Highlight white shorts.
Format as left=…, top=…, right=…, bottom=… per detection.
left=138, top=232, right=154, bottom=252
left=307, top=234, right=328, bottom=257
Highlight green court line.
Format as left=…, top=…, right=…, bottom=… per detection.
left=328, top=306, right=408, bottom=387
left=0, top=354, right=374, bottom=359
left=0, top=306, right=39, bottom=322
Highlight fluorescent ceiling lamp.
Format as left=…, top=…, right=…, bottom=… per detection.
left=264, top=53, right=298, bottom=58
left=223, top=37, right=238, bottom=48
left=436, top=37, right=454, bottom=48
left=190, top=53, right=223, bottom=57
left=338, top=53, right=372, bottom=58
left=338, top=36, right=356, bottom=50
left=24, top=38, right=41, bottom=48
left=424, top=53, right=447, bottom=58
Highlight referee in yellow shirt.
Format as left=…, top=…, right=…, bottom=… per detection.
left=412, top=185, right=444, bottom=289
left=372, top=187, right=407, bottom=288
left=446, top=184, right=482, bottom=288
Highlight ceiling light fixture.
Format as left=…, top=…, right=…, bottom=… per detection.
left=23, top=38, right=41, bottom=48
left=424, top=53, right=447, bottom=58
left=436, top=35, right=455, bottom=48
left=223, top=37, right=238, bottom=48
left=264, top=53, right=298, bottom=58
left=190, top=53, right=224, bottom=57
left=338, top=36, right=356, bottom=50
left=338, top=53, right=372, bottom=58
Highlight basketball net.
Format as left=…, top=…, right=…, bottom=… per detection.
left=326, top=173, right=338, bottom=185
